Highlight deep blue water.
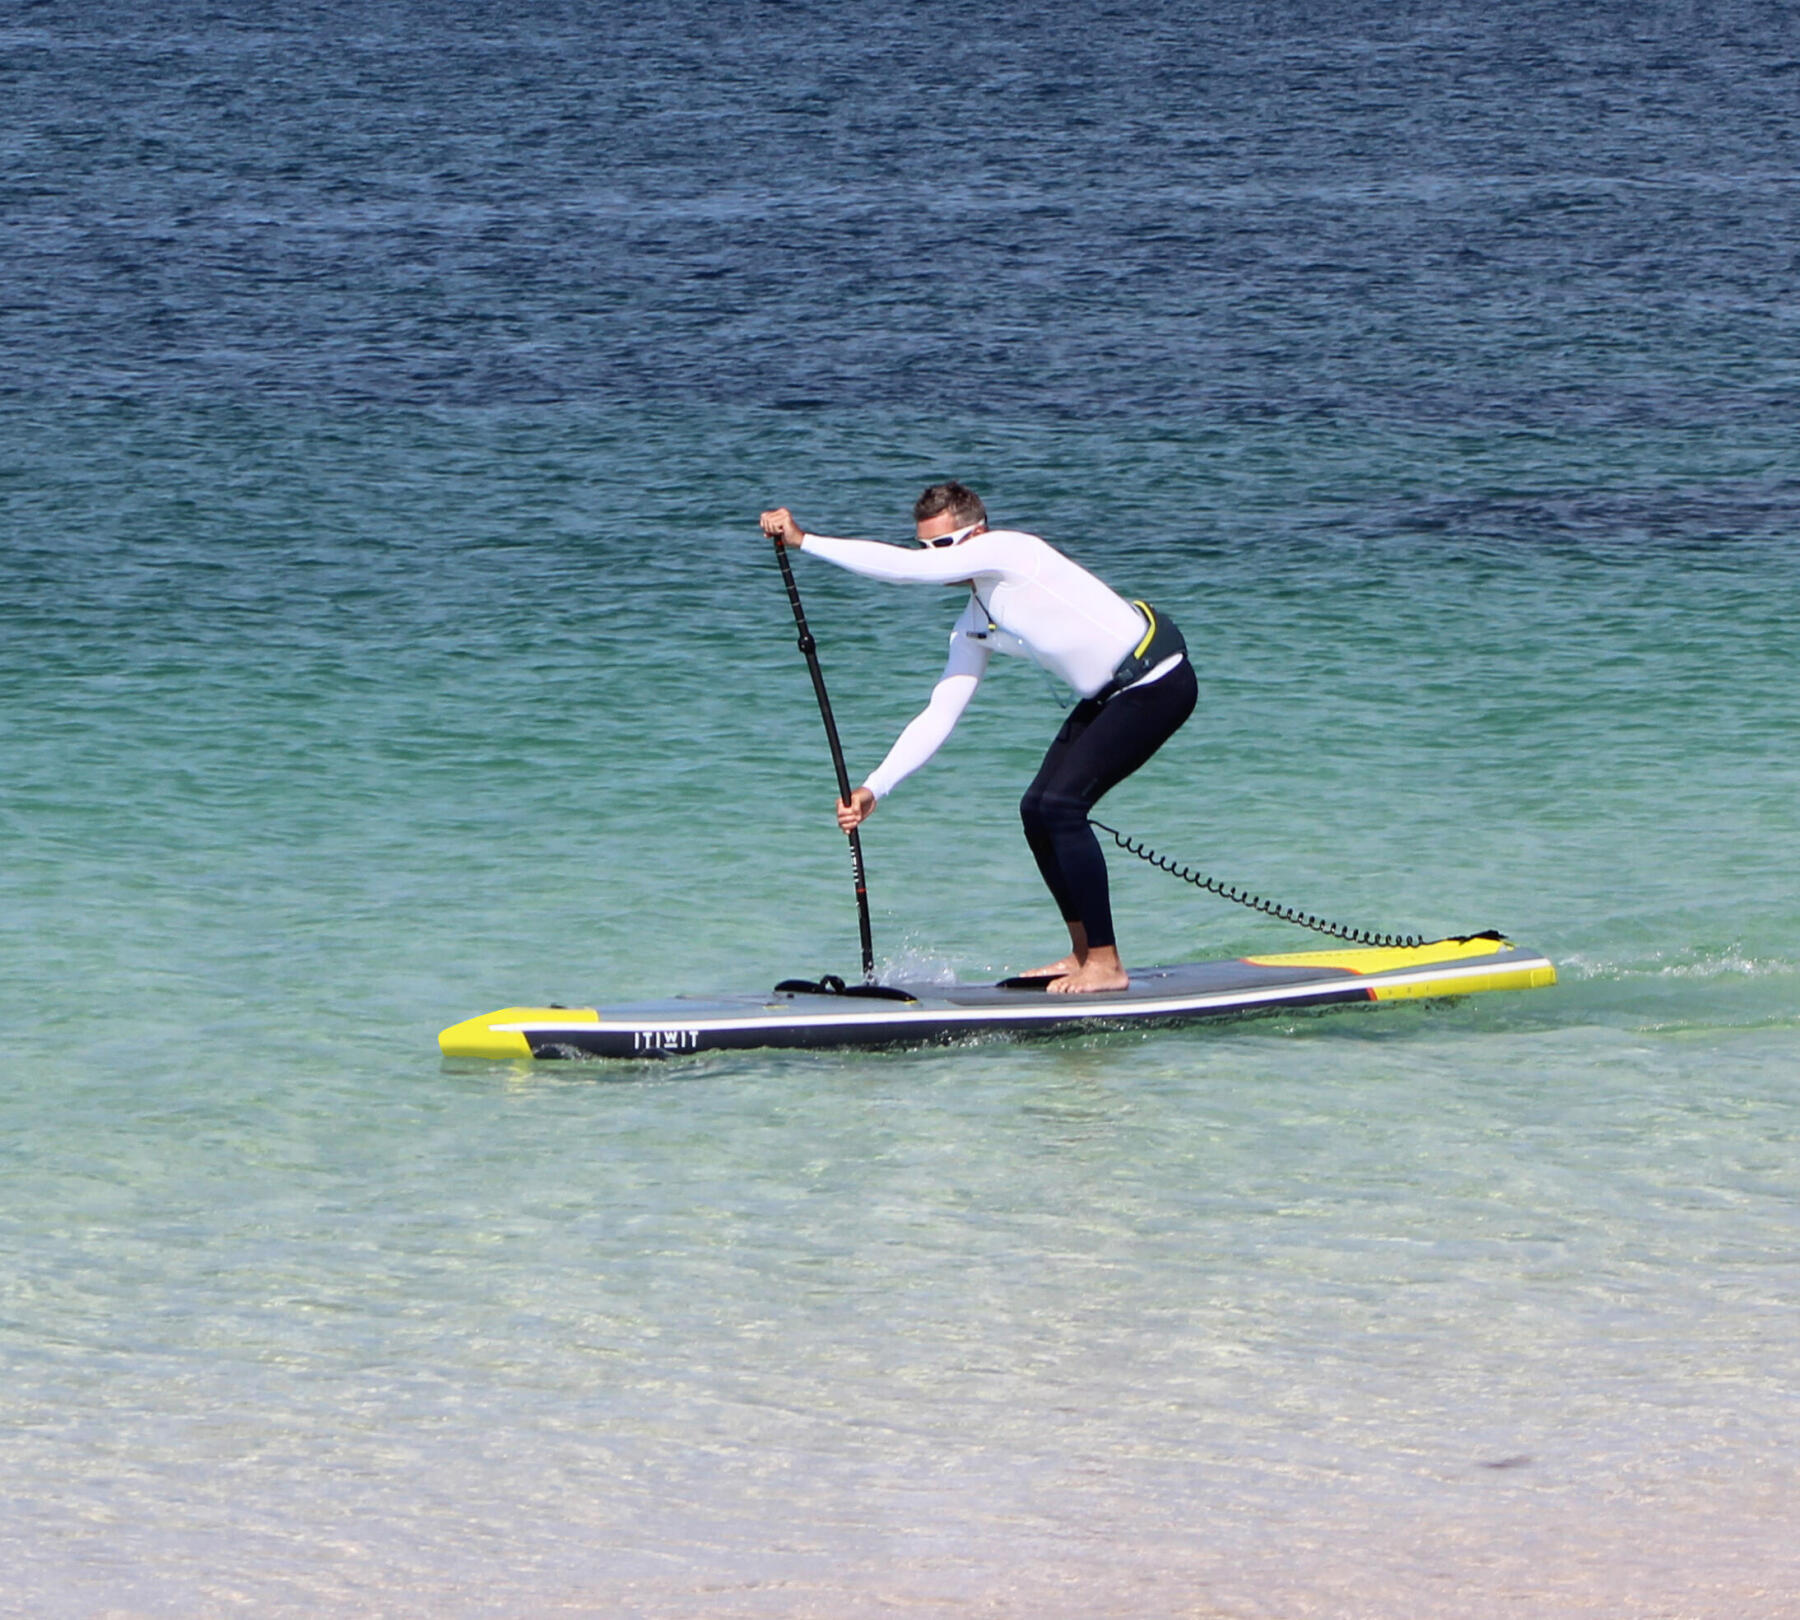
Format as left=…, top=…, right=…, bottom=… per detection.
left=4, top=5, right=1799, bottom=1615
left=10, top=1, right=1800, bottom=420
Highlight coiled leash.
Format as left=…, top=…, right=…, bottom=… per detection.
left=1087, top=818, right=1430, bottom=950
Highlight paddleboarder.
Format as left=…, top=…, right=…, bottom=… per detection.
left=761, top=483, right=1197, bottom=994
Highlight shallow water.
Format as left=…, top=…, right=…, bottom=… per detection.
left=4, top=3, right=1799, bottom=1614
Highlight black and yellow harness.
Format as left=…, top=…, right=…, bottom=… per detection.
left=1091, top=600, right=1186, bottom=704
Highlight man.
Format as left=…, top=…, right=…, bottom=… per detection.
left=760, top=483, right=1196, bottom=994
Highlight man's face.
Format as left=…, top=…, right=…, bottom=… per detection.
left=915, top=511, right=982, bottom=546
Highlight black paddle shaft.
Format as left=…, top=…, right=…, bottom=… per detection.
left=772, top=536, right=877, bottom=982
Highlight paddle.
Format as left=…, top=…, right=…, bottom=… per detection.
left=771, top=532, right=877, bottom=983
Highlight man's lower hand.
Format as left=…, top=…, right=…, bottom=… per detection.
left=836, top=787, right=875, bottom=832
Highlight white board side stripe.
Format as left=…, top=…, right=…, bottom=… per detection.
left=492, top=955, right=1552, bottom=1039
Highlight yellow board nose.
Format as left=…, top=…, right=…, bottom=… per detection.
left=437, top=1007, right=599, bottom=1059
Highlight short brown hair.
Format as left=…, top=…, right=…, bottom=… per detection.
left=913, top=481, right=987, bottom=527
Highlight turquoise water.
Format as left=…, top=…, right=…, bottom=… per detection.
left=7, top=3, right=1800, bottom=1613
left=6, top=404, right=1796, bottom=1616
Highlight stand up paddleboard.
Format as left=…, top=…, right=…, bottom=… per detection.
left=440, top=533, right=1555, bottom=1062
left=439, top=934, right=1555, bottom=1060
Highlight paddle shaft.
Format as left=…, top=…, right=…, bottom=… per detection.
left=772, top=536, right=877, bottom=982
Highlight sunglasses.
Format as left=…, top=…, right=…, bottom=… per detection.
left=924, top=522, right=981, bottom=548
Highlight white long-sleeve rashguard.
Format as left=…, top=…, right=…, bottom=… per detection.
left=799, top=527, right=1171, bottom=802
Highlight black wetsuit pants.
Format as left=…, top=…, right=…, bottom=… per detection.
left=1018, top=658, right=1198, bottom=951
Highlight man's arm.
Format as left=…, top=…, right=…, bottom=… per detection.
left=837, top=621, right=990, bottom=830
left=800, top=532, right=1010, bottom=587
left=759, top=506, right=1019, bottom=587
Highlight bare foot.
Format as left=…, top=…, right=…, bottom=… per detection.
left=1048, top=961, right=1130, bottom=994
left=1020, top=953, right=1083, bottom=980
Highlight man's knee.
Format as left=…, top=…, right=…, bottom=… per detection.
left=1021, top=786, right=1089, bottom=838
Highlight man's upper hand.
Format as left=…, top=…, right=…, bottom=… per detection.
left=760, top=508, right=804, bottom=548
